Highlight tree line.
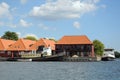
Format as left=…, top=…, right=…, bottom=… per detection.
left=1, top=31, right=120, bottom=57
left=1, top=31, right=37, bottom=41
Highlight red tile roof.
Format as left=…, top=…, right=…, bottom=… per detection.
left=0, top=38, right=15, bottom=50
left=30, top=38, right=55, bottom=50
left=7, top=39, right=36, bottom=51
left=43, top=38, right=55, bottom=50
left=56, top=35, right=92, bottom=44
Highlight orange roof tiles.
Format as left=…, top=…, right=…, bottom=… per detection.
left=43, top=38, right=55, bottom=50
left=0, top=35, right=91, bottom=51
left=56, top=35, right=92, bottom=45
left=8, top=39, right=36, bottom=51
left=30, top=38, right=55, bottom=50
left=0, top=38, right=15, bottom=51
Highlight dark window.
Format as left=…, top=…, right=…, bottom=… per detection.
left=29, top=44, right=33, bottom=47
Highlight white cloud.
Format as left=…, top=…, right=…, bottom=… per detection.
left=0, top=19, right=32, bottom=28
left=73, top=21, right=80, bottom=29
left=0, top=2, right=11, bottom=18
left=38, top=23, right=56, bottom=31
left=0, top=21, right=17, bottom=28
left=87, top=0, right=100, bottom=3
left=20, top=0, right=28, bottom=4
left=30, top=0, right=99, bottom=20
left=19, top=19, right=32, bottom=27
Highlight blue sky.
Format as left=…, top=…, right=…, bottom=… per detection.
left=0, top=0, right=120, bottom=51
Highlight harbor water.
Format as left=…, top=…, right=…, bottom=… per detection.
left=0, top=60, right=120, bottom=80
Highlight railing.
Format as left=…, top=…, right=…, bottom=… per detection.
left=21, top=54, right=41, bottom=58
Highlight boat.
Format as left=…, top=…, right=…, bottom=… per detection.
left=17, top=59, right=32, bottom=62
left=102, top=49, right=115, bottom=61
left=32, top=52, right=65, bottom=61
left=32, top=52, right=97, bottom=62
left=7, top=57, right=18, bottom=61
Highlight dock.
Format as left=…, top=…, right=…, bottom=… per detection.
left=5, top=52, right=97, bottom=62
left=32, top=52, right=65, bottom=61
left=32, top=52, right=97, bottom=62
left=62, top=57, right=97, bottom=62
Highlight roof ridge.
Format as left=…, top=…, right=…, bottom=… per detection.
left=41, top=38, right=48, bottom=47
left=20, top=39, right=27, bottom=50
left=84, top=36, right=92, bottom=44
left=63, top=35, right=86, bottom=37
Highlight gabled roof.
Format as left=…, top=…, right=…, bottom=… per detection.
left=56, top=35, right=92, bottom=45
left=8, top=39, right=36, bottom=51
left=21, top=39, right=36, bottom=50
left=30, top=38, right=55, bottom=50
left=0, top=38, right=15, bottom=50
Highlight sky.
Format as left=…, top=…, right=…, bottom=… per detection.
left=0, top=0, right=120, bottom=51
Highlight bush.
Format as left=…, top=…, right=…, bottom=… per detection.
left=114, top=51, right=120, bottom=58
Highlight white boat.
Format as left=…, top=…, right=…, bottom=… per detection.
left=102, top=49, right=115, bottom=61
left=17, top=59, right=32, bottom=62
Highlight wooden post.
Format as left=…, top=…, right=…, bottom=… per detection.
left=81, top=52, right=84, bottom=57
left=91, top=45, right=95, bottom=57
left=11, top=52, right=14, bottom=58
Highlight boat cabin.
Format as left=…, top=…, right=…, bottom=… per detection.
left=102, top=48, right=115, bottom=58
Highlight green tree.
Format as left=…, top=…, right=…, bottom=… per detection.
left=114, top=51, right=120, bottom=58
left=93, top=40, right=105, bottom=56
left=1, top=31, right=18, bottom=40
left=49, top=38, right=57, bottom=42
left=25, top=36, right=37, bottom=41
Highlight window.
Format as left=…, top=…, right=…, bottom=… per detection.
left=0, top=51, right=5, bottom=53
left=29, top=44, right=33, bottom=47
left=81, top=45, right=84, bottom=50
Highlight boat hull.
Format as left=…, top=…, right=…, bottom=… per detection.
left=101, top=57, right=114, bottom=61
left=7, top=58, right=18, bottom=61
left=17, top=59, right=32, bottom=62
left=0, top=57, right=8, bottom=61
left=32, top=56, right=97, bottom=62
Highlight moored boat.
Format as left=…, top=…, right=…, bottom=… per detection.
left=32, top=52, right=65, bottom=61
left=17, top=59, right=32, bottom=62
left=102, top=49, right=115, bottom=61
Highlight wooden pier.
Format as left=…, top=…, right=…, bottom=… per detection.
left=32, top=52, right=97, bottom=62
left=62, top=57, right=97, bottom=62
left=6, top=52, right=97, bottom=62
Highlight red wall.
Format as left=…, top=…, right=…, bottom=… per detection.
left=0, top=53, right=11, bottom=57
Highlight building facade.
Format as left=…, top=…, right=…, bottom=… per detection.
left=0, top=35, right=95, bottom=58
left=55, top=35, right=95, bottom=57
left=30, top=38, right=56, bottom=56
left=7, top=39, right=36, bottom=57
left=0, top=39, right=15, bottom=57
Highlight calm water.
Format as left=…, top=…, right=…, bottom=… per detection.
left=0, top=60, right=120, bottom=80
